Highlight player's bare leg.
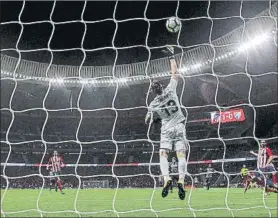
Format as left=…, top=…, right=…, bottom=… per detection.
left=244, top=178, right=252, bottom=194
left=50, top=179, right=55, bottom=191
left=176, top=150, right=186, bottom=200
left=206, top=178, right=211, bottom=190
left=264, top=186, right=271, bottom=195
left=55, top=179, right=58, bottom=192
left=56, top=178, right=65, bottom=194
left=265, top=175, right=278, bottom=194
left=160, top=149, right=172, bottom=198
left=267, top=184, right=278, bottom=193
left=170, top=180, right=173, bottom=193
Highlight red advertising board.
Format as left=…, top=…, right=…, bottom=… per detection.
left=210, top=108, right=245, bottom=124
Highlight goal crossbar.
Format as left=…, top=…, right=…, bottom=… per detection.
left=1, top=156, right=269, bottom=167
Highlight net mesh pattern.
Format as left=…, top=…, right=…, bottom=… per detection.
left=1, top=0, right=278, bottom=217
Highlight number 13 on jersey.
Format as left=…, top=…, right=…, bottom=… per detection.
left=161, top=100, right=178, bottom=116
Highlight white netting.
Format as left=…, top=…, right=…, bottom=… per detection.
left=1, top=0, right=278, bottom=217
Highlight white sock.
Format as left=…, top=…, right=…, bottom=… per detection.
left=160, top=155, right=170, bottom=182
left=178, top=156, right=186, bottom=182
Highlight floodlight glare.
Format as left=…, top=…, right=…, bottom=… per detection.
left=238, top=33, right=268, bottom=52
left=1, top=29, right=274, bottom=84
left=191, top=63, right=201, bottom=70
left=118, top=78, right=127, bottom=83
left=81, top=80, right=88, bottom=85
left=56, top=78, right=64, bottom=84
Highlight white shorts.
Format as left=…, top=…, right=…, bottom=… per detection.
left=160, top=122, right=188, bottom=151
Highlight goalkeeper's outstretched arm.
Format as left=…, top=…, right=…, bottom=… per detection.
left=164, top=46, right=178, bottom=81
left=170, top=54, right=178, bottom=81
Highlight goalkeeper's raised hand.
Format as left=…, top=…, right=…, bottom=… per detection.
left=162, top=45, right=175, bottom=60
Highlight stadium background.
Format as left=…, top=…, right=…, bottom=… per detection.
left=0, top=1, right=277, bottom=216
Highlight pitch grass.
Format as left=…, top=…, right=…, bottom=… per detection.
left=1, top=188, right=277, bottom=217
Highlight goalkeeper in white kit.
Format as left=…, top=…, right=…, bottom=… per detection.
left=145, top=46, right=187, bottom=200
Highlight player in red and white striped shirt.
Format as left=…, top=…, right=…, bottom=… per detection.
left=46, top=151, right=65, bottom=194
left=250, top=140, right=277, bottom=186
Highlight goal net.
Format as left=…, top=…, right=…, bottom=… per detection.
left=1, top=0, right=278, bottom=217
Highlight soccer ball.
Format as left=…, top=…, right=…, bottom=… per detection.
left=166, top=17, right=182, bottom=33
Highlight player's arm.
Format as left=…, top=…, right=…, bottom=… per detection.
left=266, top=147, right=273, bottom=165
left=166, top=46, right=178, bottom=81
left=145, top=111, right=152, bottom=124
left=145, top=101, right=155, bottom=125
left=240, top=168, right=246, bottom=177
left=46, top=157, right=51, bottom=170
left=240, top=168, right=243, bottom=177
left=163, top=45, right=179, bottom=89
left=170, top=55, right=178, bottom=81
left=60, top=156, right=65, bottom=168
left=250, top=150, right=258, bottom=156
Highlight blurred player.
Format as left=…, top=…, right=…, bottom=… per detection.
left=264, top=174, right=278, bottom=193
left=194, top=176, right=199, bottom=187
left=145, top=45, right=187, bottom=200
left=250, top=140, right=277, bottom=186
left=169, top=157, right=179, bottom=193
left=245, top=172, right=278, bottom=194
left=205, top=164, right=214, bottom=190
left=240, top=165, right=255, bottom=194
left=49, top=170, right=57, bottom=191
left=240, top=164, right=250, bottom=190
left=240, top=164, right=248, bottom=178
left=46, top=150, right=65, bottom=194
left=243, top=171, right=258, bottom=194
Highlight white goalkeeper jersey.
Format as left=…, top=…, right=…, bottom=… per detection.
left=148, top=78, right=185, bottom=132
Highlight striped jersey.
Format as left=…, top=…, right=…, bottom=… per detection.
left=148, top=78, right=185, bottom=132
left=257, top=147, right=272, bottom=168
left=47, top=155, right=64, bottom=172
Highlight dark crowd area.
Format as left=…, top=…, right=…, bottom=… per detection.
left=1, top=138, right=277, bottom=189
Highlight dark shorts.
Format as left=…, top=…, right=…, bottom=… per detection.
left=266, top=179, right=274, bottom=187
left=259, top=165, right=275, bottom=172
left=206, top=177, right=212, bottom=183
left=52, top=172, right=61, bottom=180
left=171, top=175, right=179, bottom=183
left=255, top=165, right=275, bottom=178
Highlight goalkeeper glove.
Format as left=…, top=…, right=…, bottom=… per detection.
left=162, top=45, right=175, bottom=60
